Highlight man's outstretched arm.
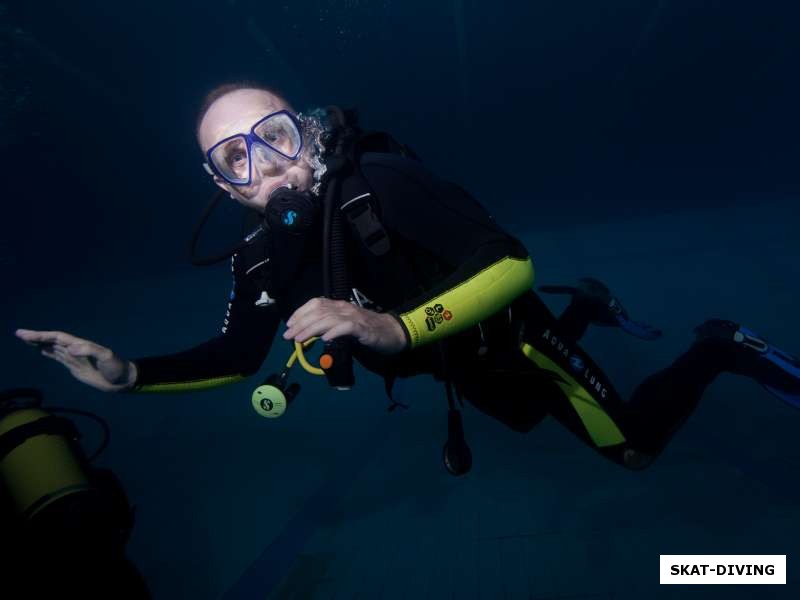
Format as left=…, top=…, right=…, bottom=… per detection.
left=131, top=252, right=279, bottom=392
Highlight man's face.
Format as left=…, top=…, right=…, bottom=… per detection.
left=198, top=89, right=315, bottom=212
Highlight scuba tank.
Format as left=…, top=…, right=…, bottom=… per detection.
left=0, top=388, right=92, bottom=520
left=0, top=388, right=149, bottom=597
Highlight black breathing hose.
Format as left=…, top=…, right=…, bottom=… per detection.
left=47, top=407, right=111, bottom=462
left=321, top=157, right=355, bottom=389
left=189, top=189, right=265, bottom=267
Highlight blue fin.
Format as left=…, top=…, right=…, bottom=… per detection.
left=541, top=278, right=663, bottom=341
left=737, top=325, right=800, bottom=408
left=615, top=313, right=663, bottom=341
left=763, top=385, right=800, bottom=409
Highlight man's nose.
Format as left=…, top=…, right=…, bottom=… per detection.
left=251, top=144, right=284, bottom=178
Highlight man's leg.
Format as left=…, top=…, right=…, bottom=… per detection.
left=512, top=291, right=649, bottom=468
left=534, top=281, right=722, bottom=465
left=625, top=319, right=800, bottom=456
left=518, top=291, right=800, bottom=468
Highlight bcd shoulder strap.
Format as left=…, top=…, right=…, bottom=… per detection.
left=338, top=172, right=391, bottom=257
left=323, top=106, right=428, bottom=259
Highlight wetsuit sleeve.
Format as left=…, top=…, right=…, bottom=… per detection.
left=130, top=253, right=280, bottom=392
left=359, top=155, right=535, bottom=348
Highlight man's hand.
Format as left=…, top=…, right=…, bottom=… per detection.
left=15, top=329, right=138, bottom=392
left=283, top=298, right=408, bottom=355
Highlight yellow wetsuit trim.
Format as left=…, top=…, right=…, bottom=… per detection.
left=398, top=256, right=535, bottom=348
left=134, top=374, right=245, bottom=393
left=519, top=342, right=626, bottom=447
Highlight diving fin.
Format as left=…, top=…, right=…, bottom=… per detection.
left=614, top=306, right=663, bottom=341
left=694, top=319, right=800, bottom=409
left=763, top=385, right=800, bottom=410
left=540, top=277, right=663, bottom=341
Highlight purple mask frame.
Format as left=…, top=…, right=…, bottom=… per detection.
left=204, top=109, right=304, bottom=186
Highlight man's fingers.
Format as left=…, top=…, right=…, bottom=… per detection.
left=17, top=329, right=55, bottom=346
left=40, top=340, right=109, bottom=373
left=16, top=330, right=111, bottom=361
left=286, top=297, right=352, bottom=328
left=66, top=342, right=92, bottom=357
left=284, top=303, right=327, bottom=338
left=285, top=297, right=323, bottom=328
left=292, top=315, right=350, bottom=343
left=67, top=341, right=110, bottom=360
left=53, top=346, right=75, bottom=363
left=16, top=329, right=80, bottom=346
left=15, top=328, right=39, bottom=341
left=43, top=347, right=100, bottom=382
left=285, top=299, right=356, bottom=338
left=56, top=346, right=92, bottom=369
left=320, top=321, right=356, bottom=342
left=41, top=347, right=71, bottom=368
left=22, top=339, right=51, bottom=348
left=17, top=329, right=56, bottom=343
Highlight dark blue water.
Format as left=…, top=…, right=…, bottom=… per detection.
left=2, top=1, right=799, bottom=598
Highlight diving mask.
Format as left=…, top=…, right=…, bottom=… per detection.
left=203, top=110, right=304, bottom=186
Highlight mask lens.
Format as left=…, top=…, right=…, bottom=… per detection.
left=251, top=143, right=286, bottom=172
left=210, top=136, right=250, bottom=184
left=253, top=113, right=302, bottom=159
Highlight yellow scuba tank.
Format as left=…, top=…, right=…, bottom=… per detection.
left=0, top=388, right=150, bottom=597
left=0, top=388, right=93, bottom=520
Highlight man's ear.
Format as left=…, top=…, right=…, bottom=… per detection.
left=201, top=164, right=231, bottom=190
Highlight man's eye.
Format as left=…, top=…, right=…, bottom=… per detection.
left=229, top=152, right=246, bottom=165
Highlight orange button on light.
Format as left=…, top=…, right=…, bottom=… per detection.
left=319, top=354, right=334, bottom=370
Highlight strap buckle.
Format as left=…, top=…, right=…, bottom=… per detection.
left=339, top=192, right=391, bottom=256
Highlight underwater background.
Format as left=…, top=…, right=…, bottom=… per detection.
left=2, top=0, right=799, bottom=598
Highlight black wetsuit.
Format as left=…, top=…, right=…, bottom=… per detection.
left=131, top=153, right=735, bottom=468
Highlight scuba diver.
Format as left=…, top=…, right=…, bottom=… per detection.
left=14, top=84, right=800, bottom=474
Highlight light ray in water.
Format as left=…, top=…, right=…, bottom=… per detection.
left=0, top=22, right=127, bottom=107
left=244, top=16, right=313, bottom=107
left=614, top=0, right=670, bottom=86
left=452, top=0, right=470, bottom=125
